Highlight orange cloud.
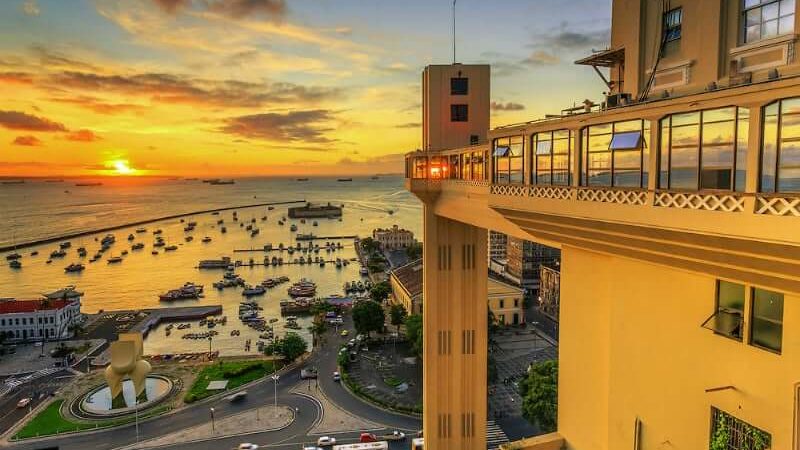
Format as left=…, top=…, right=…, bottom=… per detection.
left=66, top=129, right=101, bottom=142
left=12, top=135, right=43, bottom=146
left=0, top=110, right=66, bottom=132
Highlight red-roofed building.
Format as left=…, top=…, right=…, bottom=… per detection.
left=0, top=291, right=83, bottom=342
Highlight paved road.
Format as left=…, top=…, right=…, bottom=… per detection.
left=0, top=371, right=71, bottom=436
left=5, top=317, right=420, bottom=450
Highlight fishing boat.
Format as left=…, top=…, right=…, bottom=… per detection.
left=220, top=226, right=227, bottom=233
left=64, top=263, right=84, bottom=273
left=287, top=279, right=317, bottom=297
left=60, top=241, right=72, bottom=249
left=337, top=178, right=353, bottom=182
left=242, top=285, right=266, bottom=297
left=185, top=236, right=193, bottom=242
left=202, top=236, right=212, bottom=243
left=164, top=245, right=178, bottom=251
left=50, top=249, right=67, bottom=258
left=100, top=234, right=115, bottom=246
left=9, top=260, right=21, bottom=269
left=107, top=256, right=123, bottom=264
left=77, top=247, right=87, bottom=257
left=127, top=234, right=135, bottom=241
left=131, top=242, right=145, bottom=250
left=159, top=282, right=203, bottom=301
left=290, top=224, right=298, bottom=232
left=30, top=251, right=38, bottom=256
left=5, top=253, right=21, bottom=261
left=136, top=227, right=147, bottom=233
left=153, top=229, right=163, bottom=235
left=152, top=250, right=159, bottom=255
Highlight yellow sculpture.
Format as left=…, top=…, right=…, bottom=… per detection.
left=104, top=332, right=151, bottom=408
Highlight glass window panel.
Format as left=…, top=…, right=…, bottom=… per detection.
left=703, top=121, right=736, bottom=147
left=588, top=134, right=612, bottom=152
left=536, top=139, right=552, bottom=155
left=671, top=124, right=700, bottom=148
left=777, top=167, right=800, bottom=191
left=701, top=168, right=733, bottom=190
left=718, top=281, right=745, bottom=311
left=763, top=2, right=780, bottom=20
left=671, top=111, right=700, bottom=127
left=763, top=18, right=779, bottom=37
left=751, top=288, right=783, bottom=353
left=510, top=158, right=524, bottom=184
left=552, top=154, right=570, bottom=171
left=761, top=103, right=780, bottom=192
left=642, top=140, right=650, bottom=188
left=610, top=131, right=642, bottom=150
left=746, top=8, right=762, bottom=26
left=588, top=170, right=612, bottom=186
left=781, top=0, right=796, bottom=13
left=554, top=129, right=571, bottom=141
left=744, top=0, right=760, bottom=7
left=614, top=149, right=642, bottom=169
left=552, top=170, right=569, bottom=185
left=703, top=107, right=737, bottom=124
left=670, top=146, right=699, bottom=189
left=552, top=137, right=570, bottom=154
left=613, top=169, right=640, bottom=187
left=702, top=145, right=735, bottom=167
left=782, top=97, right=800, bottom=115
left=614, top=120, right=643, bottom=132
left=589, top=123, right=612, bottom=136
left=537, top=155, right=552, bottom=171
left=537, top=171, right=552, bottom=185
left=736, top=108, right=749, bottom=192
left=746, top=24, right=762, bottom=42
left=587, top=152, right=610, bottom=169
left=778, top=14, right=795, bottom=33
left=781, top=111, right=800, bottom=138
left=509, top=142, right=524, bottom=157
left=660, top=122, right=670, bottom=188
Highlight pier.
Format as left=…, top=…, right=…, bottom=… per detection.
left=0, top=200, right=305, bottom=252
left=294, top=234, right=358, bottom=241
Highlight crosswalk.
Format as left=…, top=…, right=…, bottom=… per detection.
left=0, top=367, right=62, bottom=398
left=486, top=420, right=510, bottom=450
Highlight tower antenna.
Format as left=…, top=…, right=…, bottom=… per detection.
left=452, top=0, right=457, bottom=63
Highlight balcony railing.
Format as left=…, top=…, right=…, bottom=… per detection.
left=409, top=175, right=800, bottom=218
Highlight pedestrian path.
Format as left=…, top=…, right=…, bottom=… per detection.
left=486, top=420, right=510, bottom=450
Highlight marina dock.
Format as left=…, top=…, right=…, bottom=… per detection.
left=133, top=305, right=224, bottom=337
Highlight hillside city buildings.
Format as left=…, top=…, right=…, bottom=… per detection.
left=405, top=1, right=800, bottom=448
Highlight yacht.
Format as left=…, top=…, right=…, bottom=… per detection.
left=5, top=253, right=21, bottom=261
left=59, top=241, right=72, bottom=249
left=242, top=285, right=266, bottom=297
left=64, top=263, right=85, bottom=273
left=100, top=234, right=115, bottom=246
left=77, top=247, right=87, bottom=257
left=153, top=229, right=163, bottom=235
left=127, top=234, right=135, bottom=241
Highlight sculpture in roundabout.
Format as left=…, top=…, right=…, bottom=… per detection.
left=104, top=332, right=152, bottom=409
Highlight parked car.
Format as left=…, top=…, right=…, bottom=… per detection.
left=226, top=391, right=247, bottom=402
left=316, top=436, right=336, bottom=447
left=360, top=432, right=378, bottom=443
left=332, top=371, right=341, bottom=382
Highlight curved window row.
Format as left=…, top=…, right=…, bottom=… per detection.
left=659, top=107, right=749, bottom=191
left=533, top=130, right=573, bottom=186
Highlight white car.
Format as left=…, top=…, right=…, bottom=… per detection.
left=317, top=436, right=336, bottom=447
left=237, top=444, right=259, bottom=450
left=384, top=430, right=406, bottom=441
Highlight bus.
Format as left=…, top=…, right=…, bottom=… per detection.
left=332, top=442, right=388, bottom=450
left=411, top=437, right=424, bottom=450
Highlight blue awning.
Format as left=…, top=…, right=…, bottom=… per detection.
left=493, top=146, right=510, bottom=157
left=609, top=131, right=642, bottom=150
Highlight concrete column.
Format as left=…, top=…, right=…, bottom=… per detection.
left=422, top=207, right=488, bottom=450
left=745, top=103, right=763, bottom=194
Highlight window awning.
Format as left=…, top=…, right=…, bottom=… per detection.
left=493, top=146, right=510, bottom=157
left=574, top=47, right=625, bottom=67
left=609, top=131, right=642, bottom=150
left=701, top=309, right=743, bottom=339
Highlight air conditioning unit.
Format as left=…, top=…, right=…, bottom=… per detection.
left=605, top=93, right=632, bottom=108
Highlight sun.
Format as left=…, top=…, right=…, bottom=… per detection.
left=111, top=159, right=136, bottom=175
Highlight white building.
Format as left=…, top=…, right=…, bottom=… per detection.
left=372, top=225, right=415, bottom=250
left=0, top=289, right=83, bottom=342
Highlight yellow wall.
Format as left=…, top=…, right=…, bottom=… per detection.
left=560, top=245, right=799, bottom=449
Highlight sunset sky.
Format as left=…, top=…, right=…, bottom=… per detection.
left=0, top=0, right=610, bottom=177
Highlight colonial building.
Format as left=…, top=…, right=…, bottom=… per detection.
left=389, top=259, right=424, bottom=315
left=372, top=225, right=416, bottom=250
left=488, top=277, right=525, bottom=326
left=538, top=263, right=561, bottom=322
left=405, top=1, right=800, bottom=449
left=0, top=296, right=83, bottom=342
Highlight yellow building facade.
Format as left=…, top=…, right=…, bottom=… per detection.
left=488, top=277, right=525, bottom=326
left=406, top=1, right=800, bottom=449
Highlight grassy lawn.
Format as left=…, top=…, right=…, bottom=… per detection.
left=184, top=360, right=280, bottom=403
left=13, top=400, right=169, bottom=440
left=384, top=376, right=404, bottom=387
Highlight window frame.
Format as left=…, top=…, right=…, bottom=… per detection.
left=663, top=7, right=683, bottom=42
left=749, top=287, right=784, bottom=354
left=742, top=0, right=796, bottom=44
left=702, top=280, right=746, bottom=342
left=531, top=129, right=573, bottom=186
left=451, top=104, right=469, bottom=122
left=659, top=106, right=748, bottom=192
left=760, top=97, right=800, bottom=193
left=450, top=77, right=469, bottom=95
left=493, top=136, right=525, bottom=185
left=581, top=119, right=650, bottom=188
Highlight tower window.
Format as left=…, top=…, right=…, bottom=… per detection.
left=451, top=77, right=468, bottom=95
left=451, top=104, right=468, bottom=122
left=663, top=8, right=682, bottom=42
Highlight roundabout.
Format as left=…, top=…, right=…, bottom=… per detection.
left=69, top=374, right=181, bottom=420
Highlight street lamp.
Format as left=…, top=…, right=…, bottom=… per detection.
left=208, top=336, right=213, bottom=354
left=272, top=374, right=279, bottom=417
left=209, top=407, right=215, bottom=434
left=134, top=398, right=140, bottom=443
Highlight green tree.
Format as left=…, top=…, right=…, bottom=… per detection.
left=405, top=242, right=423, bottom=260
left=310, top=300, right=334, bottom=316
left=519, top=360, right=559, bottom=433
left=405, top=314, right=423, bottom=357
left=265, top=333, right=308, bottom=362
left=370, top=281, right=392, bottom=303
left=352, top=300, right=385, bottom=337
left=389, top=304, right=408, bottom=332
left=361, top=237, right=380, bottom=255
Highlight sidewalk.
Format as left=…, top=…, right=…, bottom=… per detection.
left=291, top=385, right=380, bottom=434
left=116, top=405, right=293, bottom=449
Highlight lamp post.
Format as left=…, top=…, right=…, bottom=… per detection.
left=208, top=336, right=213, bottom=354
left=134, top=399, right=139, bottom=443
left=209, top=407, right=215, bottom=434
left=272, top=374, right=279, bottom=417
